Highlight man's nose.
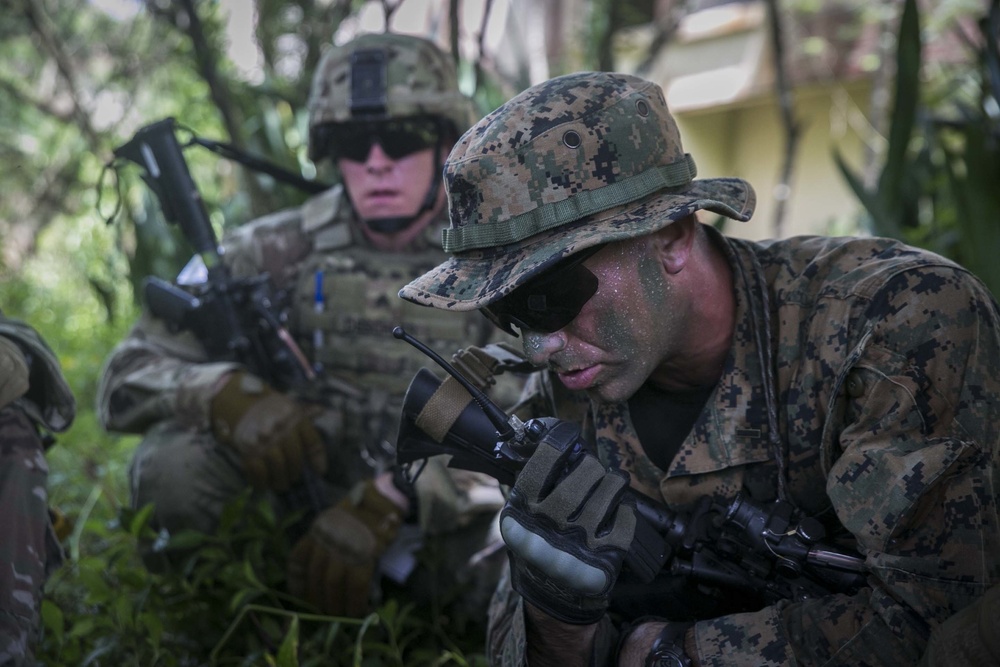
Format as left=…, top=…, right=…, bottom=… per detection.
left=522, top=329, right=567, bottom=366
left=364, top=141, right=394, bottom=170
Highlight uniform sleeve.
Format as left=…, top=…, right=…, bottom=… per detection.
left=692, top=266, right=1000, bottom=666
left=0, top=317, right=75, bottom=432
left=96, top=310, right=241, bottom=434
left=486, top=563, right=531, bottom=667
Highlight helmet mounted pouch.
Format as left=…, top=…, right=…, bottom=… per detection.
left=350, top=49, right=388, bottom=118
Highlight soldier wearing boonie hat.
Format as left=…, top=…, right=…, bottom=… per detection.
left=399, top=71, right=1000, bottom=667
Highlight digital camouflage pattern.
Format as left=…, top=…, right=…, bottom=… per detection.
left=392, top=70, right=999, bottom=665
left=307, top=32, right=477, bottom=160
left=398, top=71, right=754, bottom=310
left=920, top=583, right=1000, bottom=666
left=96, top=182, right=518, bottom=615
left=486, top=227, right=1000, bottom=666
left=0, top=313, right=74, bottom=665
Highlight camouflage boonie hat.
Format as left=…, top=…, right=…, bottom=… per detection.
left=308, top=32, right=476, bottom=160
left=398, top=71, right=755, bottom=310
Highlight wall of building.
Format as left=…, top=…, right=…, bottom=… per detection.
left=613, top=1, right=879, bottom=240
left=675, top=80, right=872, bottom=240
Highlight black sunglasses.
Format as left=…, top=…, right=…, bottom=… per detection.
left=482, top=245, right=605, bottom=336
left=321, top=117, right=442, bottom=162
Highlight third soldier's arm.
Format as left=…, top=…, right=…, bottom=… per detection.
left=96, top=308, right=241, bottom=435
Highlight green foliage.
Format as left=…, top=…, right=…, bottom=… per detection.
left=0, top=3, right=522, bottom=663
left=6, top=212, right=487, bottom=663
left=835, top=0, right=1000, bottom=297
left=39, top=459, right=489, bottom=666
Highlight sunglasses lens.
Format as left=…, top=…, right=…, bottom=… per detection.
left=324, top=118, right=441, bottom=162
left=328, top=133, right=374, bottom=162
left=379, top=119, right=441, bottom=159
left=482, top=246, right=602, bottom=335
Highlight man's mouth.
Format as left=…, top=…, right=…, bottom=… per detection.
left=365, top=188, right=399, bottom=202
left=556, top=364, right=601, bottom=391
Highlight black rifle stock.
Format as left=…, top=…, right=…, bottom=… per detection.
left=114, top=118, right=326, bottom=523
left=393, top=327, right=868, bottom=607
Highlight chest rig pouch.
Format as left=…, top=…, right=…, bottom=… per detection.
left=290, top=222, right=489, bottom=471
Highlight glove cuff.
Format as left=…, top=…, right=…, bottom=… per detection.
left=210, top=371, right=258, bottom=443
left=508, top=551, right=609, bottom=625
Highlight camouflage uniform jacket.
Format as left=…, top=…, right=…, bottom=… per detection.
left=97, top=184, right=514, bottom=532
left=488, top=228, right=1000, bottom=666
left=0, top=312, right=75, bottom=665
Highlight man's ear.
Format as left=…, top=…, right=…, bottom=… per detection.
left=657, top=215, right=697, bottom=275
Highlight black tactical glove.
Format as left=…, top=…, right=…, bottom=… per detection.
left=499, top=420, right=636, bottom=625
left=210, top=371, right=326, bottom=491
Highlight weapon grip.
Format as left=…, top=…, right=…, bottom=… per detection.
left=143, top=276, right=200, bottom=330
left=625, top=501, right=672, bottom=582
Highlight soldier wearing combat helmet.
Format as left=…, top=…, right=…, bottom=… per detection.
left=97, top=32, right=520, bottom=629
left=400, top=71, right=1000, bottom=665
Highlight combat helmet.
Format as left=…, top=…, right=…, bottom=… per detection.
left=307, top=32, right=476, bottom=161
left=307, top=32, right=475, bottom=234
left=399, top=71, right=756, bottom=310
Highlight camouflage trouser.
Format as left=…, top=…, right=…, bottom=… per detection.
left=920, top=584, right=1000, bottom=666
left=0, top=407, right=57, bottom=666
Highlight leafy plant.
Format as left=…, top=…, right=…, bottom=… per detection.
left=39, top=489, right=489, bottom=666
left=3, top=217, right=486, bottom=665
left=835, top=0, right=1000, bottom=297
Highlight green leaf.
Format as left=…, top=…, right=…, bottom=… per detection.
left=878, top=0, right=922, bottom=210
left=275, top=616, right=301, bottom=667
left=139, top=611, right=164, bottom=648
left=165, top=527, right=210, bottom=550
left=128, top=502, right=156, bottom=537
left=68, top=615, right=98, bottom=639
left=40, top=599, right=65, bottom=645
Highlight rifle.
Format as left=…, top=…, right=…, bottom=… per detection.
left=113, top=117, right=327, bottom=525
left=392, top=326, right=868, bottom=612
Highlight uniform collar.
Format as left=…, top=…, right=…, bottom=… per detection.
left=592, top=229, right=775, bottom=501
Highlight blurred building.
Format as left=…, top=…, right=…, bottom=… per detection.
left=613, top=0, right=885, bottom=240
left=352, top=0, right=975, bottom=241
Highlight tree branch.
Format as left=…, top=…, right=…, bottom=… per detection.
left=765, top=0, right=801, bottom=238
left=176, top=0, right=244, bottom=146
left=22, top=1, right=101, bottom=148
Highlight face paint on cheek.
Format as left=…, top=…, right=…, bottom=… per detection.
left=637, top=249, right=668, bottom=300
left=597, top=247, right=664, bottom=353
left=590, top=246, right=676, bottom=400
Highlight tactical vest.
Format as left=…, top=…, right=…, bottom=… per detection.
left=287, top=213, right=491, bottom=473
